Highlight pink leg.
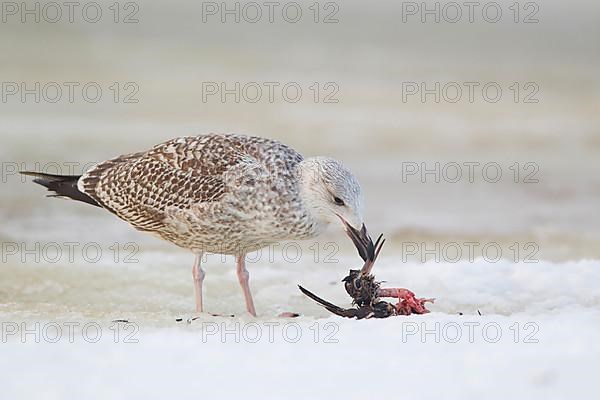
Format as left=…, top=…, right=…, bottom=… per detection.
left=378, top=288, right=434, bottom=315
left=192, top=253, right=205, bottom=313
left=236, top=255, right=257, bottom=317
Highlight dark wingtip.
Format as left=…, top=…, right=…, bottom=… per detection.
left=19, top=170, right=37, bottom=177
left=20, top=171, right=100, bottom=207
left=298, top=285, right=352, bottom=316
left=342, top=221, right=371, bottom=262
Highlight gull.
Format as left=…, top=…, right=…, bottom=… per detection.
left=21, top=133, right=366, bottom=316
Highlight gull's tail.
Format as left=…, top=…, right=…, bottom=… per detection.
left=20, top=171, right=100, bottom=207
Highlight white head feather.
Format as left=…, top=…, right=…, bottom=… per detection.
left=297, top=157, right=364, bottom=231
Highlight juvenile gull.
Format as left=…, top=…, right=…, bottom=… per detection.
left=21, top=133, right=365, bottom=316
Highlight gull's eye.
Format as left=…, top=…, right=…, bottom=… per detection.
left=333, top=196, right=345, bottom=206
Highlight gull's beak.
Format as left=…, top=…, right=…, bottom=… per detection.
left=337, top=214, right=385, bottom=275
left=337, top=215, right=370, bottom=261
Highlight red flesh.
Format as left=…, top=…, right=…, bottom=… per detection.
left=377, top=288, right=435, bottom=315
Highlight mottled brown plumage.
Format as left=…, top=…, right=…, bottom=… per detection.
left=78, top=134, right=318, bottom=254
left=24, top=133, right=367, bottom=316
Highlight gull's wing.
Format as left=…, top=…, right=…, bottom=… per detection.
left=78, top=134, right=267, bottom=232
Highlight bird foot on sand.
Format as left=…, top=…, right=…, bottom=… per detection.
left=179, top=312, right=298, bottom=322
left=377, top=288, right=434, bottom=315
left=178, top=313, right=235, bottom=323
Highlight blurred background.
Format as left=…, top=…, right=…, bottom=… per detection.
left=1, top=0, right=599, bottom=318
left=2, top=0, right=599, bottom=257
left=2, top=3, right=600, bottom=397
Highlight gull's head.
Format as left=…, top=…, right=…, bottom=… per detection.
left=298, top=157, right=364, bottom=232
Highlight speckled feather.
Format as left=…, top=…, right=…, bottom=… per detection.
left=78, top=134, right=320, bottom=255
